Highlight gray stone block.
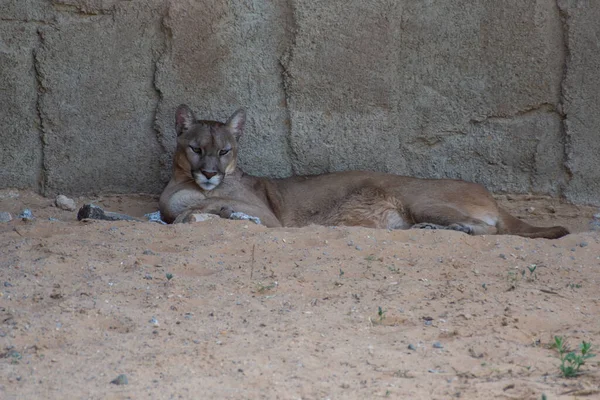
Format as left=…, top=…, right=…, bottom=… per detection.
left=36, top=1, right=166, bottom=195
left=0, top=23, right=43, bottom=190
left=284, top=0, right=567, bottom=195
left=560, top=0, right=600, bottom=205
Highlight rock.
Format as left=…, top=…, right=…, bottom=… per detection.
left=229, top=212, right=261, bottom=225
left=433, top=342, right=444, bottom=349
left=0, top=212, right=12, bottom=222
left=77, top=204, right=140, bottom=222
left=18, top=209, right=33, bottom=220
left=144, top=210, right=166, bottom=224
left=55, top=195, right=76, bottom=211
left=408, top=344, right=416, bottom=351
left=110, top=374, right=128, bottom=385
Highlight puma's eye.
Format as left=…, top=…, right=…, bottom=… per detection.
left=219, top=149, right=231, bottom=156
left=190, top=146, right=203, bottom=155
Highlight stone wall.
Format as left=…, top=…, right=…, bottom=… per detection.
left=1, top=0, right=598, bottom=205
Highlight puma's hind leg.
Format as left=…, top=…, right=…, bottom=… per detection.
left=326, top=189, right=410, bottom=230
left=409, top=205, right=498, bottom=235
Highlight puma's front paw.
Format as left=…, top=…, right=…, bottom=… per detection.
left=173, top=209, right=194, bottom=224
left=411, top=222, right=442, bottom=230
left=447, top=223, right=473, bottom=235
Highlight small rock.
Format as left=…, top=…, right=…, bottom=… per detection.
left=145, top=210, right=166, bottom=224
left=18, top=209, right=33, bottom=220
left=142, top=249, right=156, bottom=255
left=408, top=344, right=416, bottom=351
left=355, top=245, right=362, bottom=251
left=48, top=217, right=60, bottom=222
left=579, top=242, right=588, bottom=248
left=110, top=374, right=128, bottom=385
left=143, top=274, right=152, bottom=280
left=499, top=253, right=507, bottom=260
left=55, top=195, right=76, bottom=211
left=149, top=317, right=159, bottom=326
left=347, top=240, right=354, bottom=246
left=593, top=213, right=600, bottom=220
left=0, top=212, right=12, bottom=222
left=4, top=282, right=13, bottom=287
left=433, top=342, right=444, bottom=349
left=230, top=211, right=261, bottom=225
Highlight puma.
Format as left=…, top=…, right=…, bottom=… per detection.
left=159, top=105, right=569, bottom=239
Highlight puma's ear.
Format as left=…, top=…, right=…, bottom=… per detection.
left=175, top=104, right=196, bottom=136
left=226, top=108, right=246, bottom=139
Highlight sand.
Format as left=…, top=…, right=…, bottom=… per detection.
left=1, top=189, right=599, bottom=399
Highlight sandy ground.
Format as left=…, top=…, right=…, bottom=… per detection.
left=1, top=189, right=599, bottom=399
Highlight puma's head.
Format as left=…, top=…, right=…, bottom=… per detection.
left=174, top=104, right=245, bottom=191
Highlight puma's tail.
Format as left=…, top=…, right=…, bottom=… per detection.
left=497, top=207, right=569, bottom=239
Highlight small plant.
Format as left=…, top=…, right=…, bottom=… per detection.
left=365, top=255, right=377, bottom=262
left=166, top=273, right=174, bottom=281
left=377, top=306, right=386, bottom=321
left=568, top=283, right=582, bottom=290
left=507, top=270, right=519, bottom=289
left=387, top=265, right=400, bottom=274
left=527, top=264, right=537, bottom=281
left=554, top=336, right=596, bottom=377
left=541, top=394, right=547, bottom=400
left=256, top=282, right=277, bottom=293
left=339, top=268, right=345, bottom=278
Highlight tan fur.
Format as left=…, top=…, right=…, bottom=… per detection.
left=159, top=106, right=569, bottom=240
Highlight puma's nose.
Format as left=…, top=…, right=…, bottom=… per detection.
left=202, top=170, right=218, bottom=179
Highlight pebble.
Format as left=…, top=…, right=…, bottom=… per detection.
left=433, top=342, right=444, bottom=349
left=499, top=254, right=507, bottom=260
left=579, top=242, right=588, bottom=248
left=0, top=212, right=12, bottom=222
left=4, top=282, right=13, bottom=287
left=149, top=317, right=159, bottom=326
left=18, top=209, right=33, bottom=220
left=355, top=245, right=362, bottom=251
left=55, top=195, right=76, bottom=211
left=408, top=344, right=416, bottom=351
left=110, top=374, right=128, bottom=385
left=230, top=212, right=261, bottom=225
left=145, top=210, right=166, bottom=224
